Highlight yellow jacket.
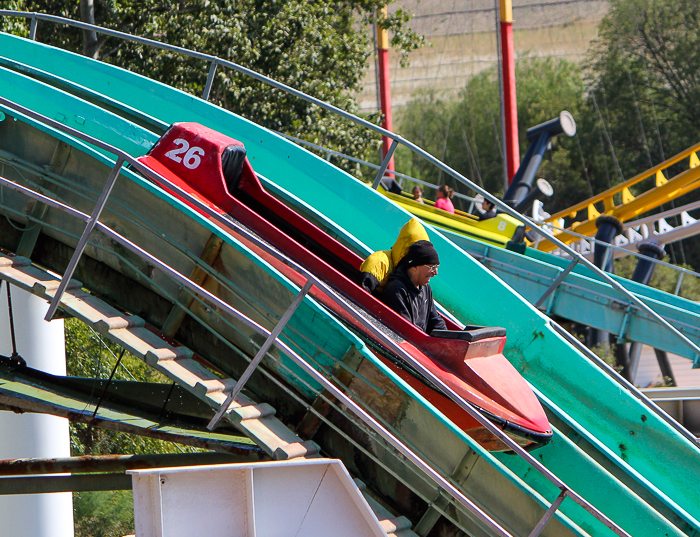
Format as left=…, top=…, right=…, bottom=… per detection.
left=359, top=219, right=429, bottom=292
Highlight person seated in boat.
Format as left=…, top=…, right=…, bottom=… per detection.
left=475, top=197, right=497, bottom=221
left=412, top=185, right=425, bottom=204
left=435, top=184, right=455, bottom=214
left=380, top=240, right=447, bottom=335
left=359, top=218, right=429, bottom=294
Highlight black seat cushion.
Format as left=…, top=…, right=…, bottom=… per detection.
left=431, top=325, right=506, bottom=342
left=222, top=144, right=247, bottom=192
left=379, top=176, right=403, bottom=194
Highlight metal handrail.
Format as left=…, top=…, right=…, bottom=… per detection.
left=275, top=132, right=477, bottom=202
left=0, top=174, right=513, bottom=536
left=2, top=11, right=697, bottom=369
left=540, top=220, right=700, bottom=296
left=0, top=96, right=631, bottom=535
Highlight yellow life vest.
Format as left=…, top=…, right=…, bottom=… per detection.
left=359, top=218, right=429, bottom=291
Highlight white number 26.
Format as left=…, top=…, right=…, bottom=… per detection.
left=165, top=138, right=205, bottom=170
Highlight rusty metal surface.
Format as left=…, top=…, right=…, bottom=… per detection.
left=0, top=452, right=256, bottom=494
left=0, top=452, right=251, bottom=475
left=0, top=360, right=263, bottom=457
left=0, top=474, right=133, bottom=494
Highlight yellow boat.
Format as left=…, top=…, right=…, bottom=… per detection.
left=381, top=189, right=526, bottom=248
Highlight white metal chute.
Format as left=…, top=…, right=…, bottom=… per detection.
left=129, top=459, right=388, bottom=537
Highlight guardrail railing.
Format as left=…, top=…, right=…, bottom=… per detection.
left=275, top=131, right=478, bottom=206
left=0, top=94, right=634, bottom=536
left=538, top=221, right=700, bottom=299
left=1, top=10, right=698, bottom=372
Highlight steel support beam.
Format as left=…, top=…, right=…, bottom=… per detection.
left=0, top=452, right=249, bottom=476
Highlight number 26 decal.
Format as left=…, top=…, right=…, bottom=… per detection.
left=165, top=138, right=205, bottom=170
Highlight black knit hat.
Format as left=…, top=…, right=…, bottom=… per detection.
left=403, top=240, right=439, bottom=268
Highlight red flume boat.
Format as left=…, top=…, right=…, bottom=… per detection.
left=138, top=122, right=552, bottom=451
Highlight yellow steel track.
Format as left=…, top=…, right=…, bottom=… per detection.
left=535, top=141, right=700, bottom=252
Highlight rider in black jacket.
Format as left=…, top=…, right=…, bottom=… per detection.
left=380, top=240, right=446, bottom=334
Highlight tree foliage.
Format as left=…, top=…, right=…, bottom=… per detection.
left=398, top=0, right=700, bottom=271
left=73, top=490, right=134, bottom=537
left=583, top=0, right=700, bottom=267
left=65, top=318, right=201, bottom=536
left=398, top=57, right=588, bottom=212
left=4, top=0, right=423, bottom=177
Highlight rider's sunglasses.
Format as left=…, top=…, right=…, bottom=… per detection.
left=426, top=264, right=439, bottom=273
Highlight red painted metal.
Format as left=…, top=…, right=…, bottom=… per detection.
left=501, top=21, right=520, bottom=184
left=139, top=122, right=552, bottom=450
left=377, top=46, right=395, bottom=174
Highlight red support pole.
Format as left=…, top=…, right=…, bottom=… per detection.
left=377, top=9, right=395, bottom=174
left=500, top=0, right=519, bottom=184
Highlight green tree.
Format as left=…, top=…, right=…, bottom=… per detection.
left=583, top=0, right=700, bottom=268
left=3, top=0, right=423, bottom=177
left=398, top=57, right=588, bottom=213
left=73, top=490, right=134, bottom=537
left=614, top=256, right=700, bottom=301
left=65, top=318, right=201, bottom=536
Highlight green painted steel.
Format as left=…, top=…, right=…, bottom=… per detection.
left=0, top=101, right=592, bottom=537
left=526, top=247, right=700, bottom=316
left=441, top=228, right=700, bottom=360
left=2, top=32, right=700, bottom=535
left=2, top=40, right=697, bottom=362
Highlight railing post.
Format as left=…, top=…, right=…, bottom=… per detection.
left=44, top=157, right=125, bottom=321
left=534, top=258, right=578, bottom=309
left=202, top=61, right=217, bottom=101
left=29, top=15, right=38, bottom=40
left=529, top=490, right=567, bottom=537
left=371, top=139, right=399, bottom=190
left=207, top=279, right=314, bottom=430
left=674, top=271, right=684, bottom=296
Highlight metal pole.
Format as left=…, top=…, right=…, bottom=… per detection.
left=371, top=139, right=399, bottom=189
left=28, top=14, right=37, bottom=40
left=674, top=272, right=684, bottom=296
left=534, top=258, right=578, bottom=309
left=529, top=490, right=568, bottom=537
left=207, top=279, right=314, bottom=430
left=0, top=452, right=250, bottom=476
left=494, top=0, right=509, bottom=193
left=202, top=61, right=217, bottom=101
left=0, top=474, right=133, bottom=494
left=376, top=6, right=395, bottom=175
left=45, top=157, right=125, bottom=321
left=499, top=0, right=519, bottom=183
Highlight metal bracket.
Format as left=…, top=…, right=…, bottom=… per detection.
left=207, top=279, right=313, bottom=430
left=29, top=16, right=38, bottom=40
left=371, top=139, right=399, bottom=190
left=617, top=304, right=633, bottom=340
left=202, top=61, right=217, bottom=101
left=535, top=258, right=577, bottom=309
left=674, top=272, right=684, bottom=296
left=529, top=490, right=567, bottom=537
left=45, top=157, right=125, bottom=321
